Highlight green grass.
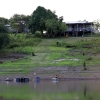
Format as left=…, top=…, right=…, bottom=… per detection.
left=0, top=34, right=100, bottom=74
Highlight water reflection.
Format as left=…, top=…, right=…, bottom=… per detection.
left=0, top=80, right=100, bottom=100
left=84, top=85, right=87, bottom=97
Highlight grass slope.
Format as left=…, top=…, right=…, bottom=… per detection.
left=0, top=34, right=100, bottom=74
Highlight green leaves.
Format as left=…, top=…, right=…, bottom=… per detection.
left=45, top=19, right=67, bottom=37
left=0, top=23, right=9, bottom=49
left=0, top=24, right=8, bottom=33
left=9, top=14, right=30, bottom=33
left=0, top=17, right=8, bottom=25
left=60, top=22, right=67, bottom=32
left=29, top=6, right=58, bottom=35
left=93, top=19, right=100, bottom=31
left=29, top=6, right=48, bottom=34
left=28, top=6, right=67, bottom=37
left=0, top=33, right=9, bottom=48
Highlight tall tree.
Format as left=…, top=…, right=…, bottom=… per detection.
left=0, top=24, right=9, bottom=49
left=94, top=19, right=100, bottom=32
left=45, top=18, right=67, bottom=37
left=9, top=14, right=30, bottom=33
left=29, top=6, right=67, bottom=37
left=0, top=17, right=8, bottom=25
left=28, top=6, right=57, bottom=37
left=0, top=24, right=8, bottom=33
left=29, top=6, right=47, bottom=35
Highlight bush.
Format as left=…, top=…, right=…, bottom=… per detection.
left=34, top=31, right=41, bottom=38
left=0, top=24, right=8, bottom=33
left=8, top=42, right=20, bottom=48
left=25, top=34, right=34, bottom=38
left=0, top=33, right=10, bottom=48
left=21, top=38, right=42, bottom=46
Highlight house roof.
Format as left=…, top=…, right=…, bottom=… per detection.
left=5, top=24, right=10, bottom=27
left=65, top=21, right=93, bottom=24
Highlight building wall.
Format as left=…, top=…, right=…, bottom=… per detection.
left=66, top=22, right=93, bottom=36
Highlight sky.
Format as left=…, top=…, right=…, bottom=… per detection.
left=0, top=0, right=100, bottom=22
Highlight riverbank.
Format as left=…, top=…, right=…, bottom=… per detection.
left=0, top=36, right=100, bottom=81
left=1, top=66, right=100, bottom=81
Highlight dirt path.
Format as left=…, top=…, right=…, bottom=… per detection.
left=0, top=53, right=26, bottom=63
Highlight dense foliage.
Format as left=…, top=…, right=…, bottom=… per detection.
left=0, top=23, right=9, bottom=49
left=29, top=6, right=67, bottom=37
left=0, top=17, right=8, bottom=25
left=93, top=19, right=100, bottom=31
left=0, top=24, right=8, bottom=33
left=0, top=33, right=9, bottom=49
left=9, top=14, right=31, bottom=33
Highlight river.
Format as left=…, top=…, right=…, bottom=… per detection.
left=0, top=80, right=100, bottom=100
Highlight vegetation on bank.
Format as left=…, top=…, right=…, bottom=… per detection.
left=0, top=33, right=100, bottom=74
left=0, top=6, right=67, bottom=39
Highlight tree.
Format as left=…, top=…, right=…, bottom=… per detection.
left=45, top=19, right=59, bottom=37
left=93, top=19, right=100, bottom=32
left=60, top=22, right=67, bottom=33
left=0, top=24, right=8, bottom=33
left=58, top=16, right=63, bottom=22
left=0, top=24, right=9, bottom=49
left=29, top=6, right=67, bottom=37
left=9, top=14, right=30, bottom=33
left=0, top=17, right=8, bottom=25
left=29, top=6, right=48, bottom=35
left=0, top=33, right=9, bottom=49
left=58, top=16, right=67, bottom=34
left=45, top=17, right=67, bottom=37
left=28, top=6, right=57, bottom=37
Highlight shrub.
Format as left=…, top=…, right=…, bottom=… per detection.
left=34, top=31, right=41, bottom=38
left=25, top=34, right=34, bottom=38
left=8, top=42, right=20, bottom=48
left=0, top=24, right=8, bottom=33
left=0, top=33, right=10, bottom=48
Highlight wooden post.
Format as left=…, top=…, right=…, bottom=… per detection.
left=91, top=23, right=92, bottom=35
left=76, top=24, right=78, bottom=37
left=83, top=61, right=87, bottom=70
left=83, top=24, right=84, bottom=37
left=32, top=52, right=35, bottom=56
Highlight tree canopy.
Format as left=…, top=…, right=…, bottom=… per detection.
left=9, top=14, right=31, bottom=33
left=93, top=19, right=100, bottom=31
left=29, top=6, right=67, bottom=37
left=0, top=33, right=9, bottom=49
left=0, top=17, right=8, bottom=25
left=0, top=24, right=8, bottom=33
left=0, top=24, right=9, bottom=49
left=29, top=6, right=57, bottom=34
left=45, top=17, right=67, bottom=37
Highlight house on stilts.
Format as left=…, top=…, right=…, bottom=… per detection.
left=66, top=21, right=94, bottom=37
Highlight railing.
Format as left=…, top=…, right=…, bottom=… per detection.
left=67, top=27, right=93, bottom=32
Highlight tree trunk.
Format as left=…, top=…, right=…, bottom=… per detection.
left=41, top=30, right=43, bottom=38
left=47, top=32, right=50, bottom=38
left=52, top=32, right=57, bottom=38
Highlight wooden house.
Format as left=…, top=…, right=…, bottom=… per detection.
left=5, top=24, right=14, bottom=32
left=66, top=21, right=93, bottom=36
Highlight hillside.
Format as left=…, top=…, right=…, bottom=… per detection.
left=0, top=34, right=100, bottom=79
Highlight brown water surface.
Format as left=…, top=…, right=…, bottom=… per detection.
left=0, top=80, right=100, bottom=100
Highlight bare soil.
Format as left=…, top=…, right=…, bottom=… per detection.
left=0, top=53, right=26, bottom=63
left=0, top=66, right=100, bottom=81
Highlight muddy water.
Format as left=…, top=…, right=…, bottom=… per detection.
left=0, top=80, right=100, bottom=100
